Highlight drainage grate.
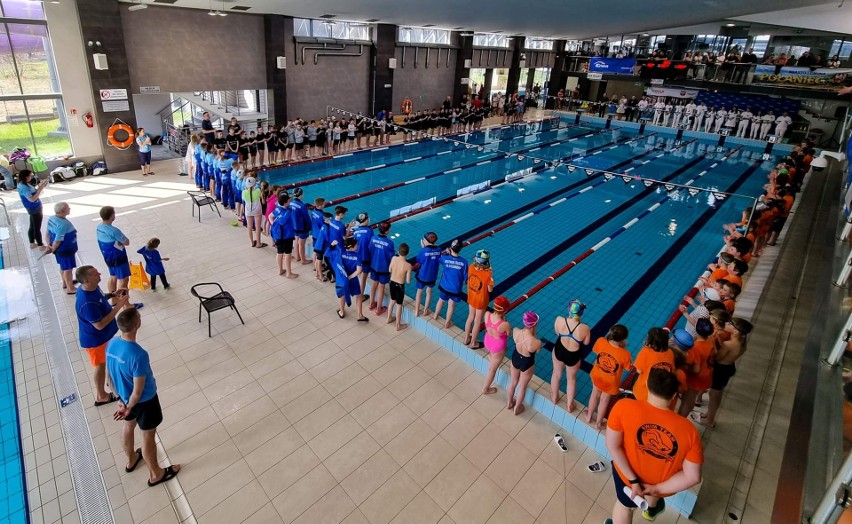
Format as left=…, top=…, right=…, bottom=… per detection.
left=19, top=214, right=114, bottom=524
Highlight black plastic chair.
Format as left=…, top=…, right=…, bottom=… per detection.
left=190, top=283, right=244, bottom=337
left=187, top=190, right=221, bottom=223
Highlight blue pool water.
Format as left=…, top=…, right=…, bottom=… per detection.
left=262, top=117, right=784, bottom=403
left=0, top=242, right=27, bottom=523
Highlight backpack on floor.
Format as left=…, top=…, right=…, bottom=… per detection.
left=89, top=160, right=108, bottom=176
left=50, top=166, right=76, bottom=183
left=72, top=161, right=87, bottom=178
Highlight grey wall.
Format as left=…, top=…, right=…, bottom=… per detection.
left=120, top=6, right=266, bottom=92
left=392, top=47, right=458, bottom=113
left=285, top=47, right=370, bottom=118
left=132, top=93, right=171, bottom=138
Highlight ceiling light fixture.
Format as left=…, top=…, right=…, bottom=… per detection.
left=726, top=23, right=735, bottom=26
left=128, top=0, right=147, bottom=11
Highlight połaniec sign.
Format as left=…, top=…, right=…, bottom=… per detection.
left=754, top=65, right=850, bottom=87
left=588, top=58, right=636, bottom=75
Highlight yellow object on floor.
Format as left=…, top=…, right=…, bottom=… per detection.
left=128, top=262, right=150, bottom=290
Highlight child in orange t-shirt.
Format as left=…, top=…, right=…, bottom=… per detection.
left=671, top=350, right=690, bottom=411
left=678, top=318, right=716, bottom=417
left=586, top=325, right=631, bottom=430
left=632, top=327, right=674, bottom=402
left=463, top=250, right=494, bottom=350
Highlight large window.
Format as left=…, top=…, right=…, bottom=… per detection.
left=398, top=26, right=451, bottom=45
left=0, top=0, right=71, bottom=158
left=830, top=39, right=852, bottom=60
left=751, top=35, right=771, bottom=57
left=525, top=38, right=554, bottom=51
left=293, top=18, right=371, bottom=41
left=473, top=33, right=510, bottom=48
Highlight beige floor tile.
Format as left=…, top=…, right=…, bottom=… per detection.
left=257, top=444, right=321, bottom=499
left=244, top=426, right=306, bottom=476
left=581, top=503, right=610, bottom=524
left=232, top=410, right=292, bottom=455
left=434, top=359, right=475, bottom=390
left=418, top=349, right=456, bottom=377
left=486, top=495, right=535, bottom=524
left=337, top=375, right=384, bottom=412
left=425, top=454, right=483, bottom=512
left=323, top=362, right=370, bottom=397
left=566, top=448, right=610, bottom=501
left=515, top=413, right=560, bottom=456
left=461, top=422, right=513, bottom=471
left=177, top=439, right=243, bottom=493
left=448, top=474, right=507, bottom=524
left=372, top=354, right=417, bottom=386
left=271, top=464, right=337, bottom=523
left=281, top=384, right=333, bottom=424
left=139, top=505, right=179, bottom=524
left=390, top=492, right=445, bottom=524
left=483, top=443, right=537, bottom=495
left=256, top=359, right=308, bottom=392
left=441, top=406, right=491, bottom=451
left=324, top=430, right=381, bottom=481
left=421, top=392, right=469, bottom=433
left=386, top=365, right=431, bottom=400
left=387, top=419, right=439, bottom=468
left=293, top=398, right=348, bottom=441
left=359, top=469, right=421, bottom=524
left=307, top=414, right=364, bottom=461
left=403, top=378, right=451, bottom=416
left=309, top=351, right=356, bottom=382
left=242, top=502, right=285, bottom=524
left=209, top=382, right=267, bottom=419
left=126, top=483, right=172, bottom=522
left=157, top=406, right=219, bottom=450
left=538, top=431, right=584, bottom=477
left=351, top=389, right=400, bottom=427
left=221, top=395, right=278, bottom=437
left=268, top=372, right=320, bottom=409
left=340, top=449, right=400, bottom=505
left=198, top=480, right=269, bottom=524
left=293, top=485, right=357, bottom=524
left=357, top=344, right=399, bottom=372
left=342, top=509, right=371, bottom=524
left=490, top=402, right=536, bottom=438
left=165, top=422, right=231, bottom=467
left=510, top=458, right=563, bottom=518
left=366, top=403, right=417, bottom=446
left=186, top=459, right=255, bottom=516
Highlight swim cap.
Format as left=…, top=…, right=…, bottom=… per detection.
left=523, top=311, right=540, bottom=328
left=450, top=239, right=463, bottom=253
left=357, top=212, right=369, bottom=224
left=378, top=221, right=391, bottom=234
left=493, top=296, right=510, bottom=312
left=344, top=237, right=357, bottom=249
left=322, top=212, right=333, bottom=223
left=671, top=329, right=694, bottom=351
left=474, top=249, right=490, bottom=266
left=244, top=177, right=257, bottom=188
left=568, top=300, right=586, bottom=317
left=696, top=318, right=714, bottom=337
left=423, top=232, right=438, bottom=244
left=293, top=187, right=304, bottom=197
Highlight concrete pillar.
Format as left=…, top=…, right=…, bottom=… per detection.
left=264, top=14, right=290, bottom=125
left=505, top=36, right=524, bottom=96
left=371, top=24, right=396, bottom=116
left=452, top=33, right=473, bottom=104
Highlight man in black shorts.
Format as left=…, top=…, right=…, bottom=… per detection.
left=107, top=308, right=180, bottom=487
left=386, top=243, right=412, bottom=331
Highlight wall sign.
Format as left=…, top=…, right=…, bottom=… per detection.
left=139, top=86, right=161, bottom=94
left=588, top=58, right=636, bottom=75
left=102, top=100, right=130, bottom=112
left=587, top=72, right=603, bottom=80
left=100, top=88, right=128, bottom=100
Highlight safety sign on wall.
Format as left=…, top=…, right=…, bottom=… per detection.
left=100, top=89, right=128, bottom=100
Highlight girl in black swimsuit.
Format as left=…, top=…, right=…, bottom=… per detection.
left=508, top=311, right=542, bottom=416
left=550, top=300, right=590, bottom=413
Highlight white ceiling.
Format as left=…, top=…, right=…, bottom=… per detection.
left=128, top=0, right=846, bottom=40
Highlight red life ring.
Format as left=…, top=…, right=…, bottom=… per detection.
left=107, top=123, right=134, bottom=149
left=401, top=98, right=413, bottom=115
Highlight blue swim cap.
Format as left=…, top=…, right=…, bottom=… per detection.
left=672, top=329, right=694, bottom=350
left=474, top=250, right=490, bottom=265
left=568, top=300, right=586, bottom=317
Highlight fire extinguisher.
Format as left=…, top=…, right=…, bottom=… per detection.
left=83, top=112, right=94, bottom=128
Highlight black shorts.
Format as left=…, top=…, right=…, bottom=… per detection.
left=390, top=281, right=405, bottom=304
left=611, top=463, right=639, bottom=509
left=308, top=139, right=317, bottom=147
left=712, top=362, right=736, bottom=391
left=770, top=217, right=787, bottom=233
left=126, top=395, right=163, bottom=431
left=286, top=143, right=294, bottom=150
left=295, top=142, right=305, bottom=150
left=138, top=150, right=152, bottom=165
left=276, top=237, right=294, bottom=254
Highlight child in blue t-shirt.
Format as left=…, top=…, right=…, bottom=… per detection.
left=136, top=238, right=170, bottom=291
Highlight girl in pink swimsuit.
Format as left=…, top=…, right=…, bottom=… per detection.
left=482, top=296, right=511, bottom=395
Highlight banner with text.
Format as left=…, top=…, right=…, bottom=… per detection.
left=754, top=65, right=851, bottom=87
left=589, top=58, right=637, bottom=75
left=646, top=86, right=700, bottom=99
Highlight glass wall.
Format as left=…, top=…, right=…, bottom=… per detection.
left=0, top=0, right=71, bottom=158
left=398, top=27, right=451, bottom=45
left=293, top=18, right=371, bottom=41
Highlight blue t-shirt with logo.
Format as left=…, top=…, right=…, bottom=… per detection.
left=136, top=133, right=151, bottom=153
left=75, top=287, right=118, bottom=348
left=17, top=183, right=41, bottom=213
left=106, top=338, right=157, bottom=404
left=438, top=254, right=469, bottom=294
left=47, top=216, right=78, bottom=256
left=96, top=223, right=129, bottom=267
left=416, top=245, right=442, bottom=284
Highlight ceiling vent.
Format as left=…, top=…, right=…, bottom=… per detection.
left=422, top=24, right=435, bottom=27
left=230, top=4, right=251, bottom=10
left=365, top=18, right=380, bottom=22
left=319, top=14, right=337, bottom=19
left=152, top=0, right=178, bottom=4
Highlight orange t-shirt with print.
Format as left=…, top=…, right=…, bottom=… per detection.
left=710, top=268, right=729, bottom=282
left=590, top=337, right=632, bottom=396
left=466, top=265, right=494, bottom=310
left=686, top=338, right=715, bottom=391
left=608, top=399, right=704, bottom=493
left=632, top=348, right=675, bottom=402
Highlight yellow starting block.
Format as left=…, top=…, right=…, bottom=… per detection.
left=129, top=261, right=150, bottom=290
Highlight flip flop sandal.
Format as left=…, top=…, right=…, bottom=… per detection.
left=469, top=342, right=484, bottom=350
left=94, top=393, right=120, bottom=407
left=553, top=433, right=568, bottom=452
left=148, top=465, right=179, bottom=487
left=357, top=317, right=370, bottom=322
left=337, top=310, right=345, bottom=319
left=257, top=243, right=268, bottom=248
left=125, top=448, right=143, bottom=473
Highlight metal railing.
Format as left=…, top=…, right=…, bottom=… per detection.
left=194, top=90, right=266, bottom=117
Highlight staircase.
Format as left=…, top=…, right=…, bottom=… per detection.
left=176, top=91, right=268, bottom=124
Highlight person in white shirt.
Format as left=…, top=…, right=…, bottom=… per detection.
left=662, top=102, right=673, bottom=126
left=750, top=112, right=762, bottom=140
left=737, top=108, right=753, bottom=137
left=637, top=98, right=649, bottom=121
left=724, top=108, right=738, bottom=134
left=714, top=107, right=727, bottom=133
left=704, top=108, right=716, bottom=133
left=693, top=103, right=707, bottom=131
left=684, top=101, right=696, bottom=128
left=774, top=112, right=792, bottom=138
left=652, top=99, right=665, bottom=126
left=760, top=111, right=774, bottom=140
left=671, top=102, right=684, bottom=128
